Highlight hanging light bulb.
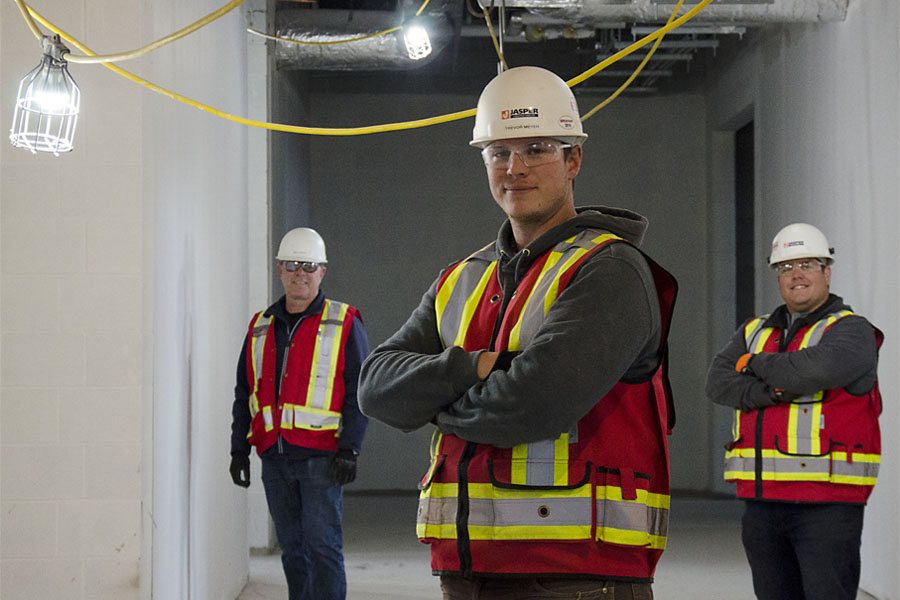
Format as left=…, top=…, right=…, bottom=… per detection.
left=9, top=34, right=81, bottom=155
left=403, top=18, right=432, bottom=61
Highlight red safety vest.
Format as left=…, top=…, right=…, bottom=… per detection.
left=724, top=311, right=882, bottom=503
left=418, top=230, right=678, bottom=579
left=245, top=299, right=359, bottom=455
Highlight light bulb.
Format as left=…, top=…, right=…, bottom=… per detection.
left=9, top=35, right=80, bottom=155
left=403, top=22, right=432, bottom=61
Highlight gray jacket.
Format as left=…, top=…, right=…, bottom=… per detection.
left=706, top=293, right=879, bottom=413
left=358, top=206, right=668, bottom=448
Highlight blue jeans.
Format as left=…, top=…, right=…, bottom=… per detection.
left=741, top=500, right=864, bottom=600
left=440, top=576, right=653, bottom=599
left=261, top=456, right=346, bottom=600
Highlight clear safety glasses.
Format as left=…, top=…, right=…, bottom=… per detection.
left=481, top=140, right=571, bottom=169
left=774, top=259, right=825, bottom=277
left=281, top=261, right=321, bottom=273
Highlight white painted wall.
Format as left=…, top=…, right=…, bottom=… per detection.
left=141, top=0, right=250, bottom=598
left=705, top=0, right=900, bottom=596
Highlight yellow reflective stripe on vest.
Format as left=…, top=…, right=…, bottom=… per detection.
left=596, top=485, right=669, bottom=549
left=510, top=233, right=622, bottom=352
left=294, top=299, right=348, bottom=431
left=733, top=318, right=773, bottom=446
left=435, top=260, right=497, bottom=348
left=724, top=447, right=879, bottom=483
left=417, top=480, right=667, bottom=546
left=248, top=311, right=271, bottom=422
left=280, top=402, right=342, bottom=431
left=511, top=433, right=572, bottom=486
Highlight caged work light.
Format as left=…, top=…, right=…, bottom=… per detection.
left=402, top=18, right=432, bottom=61
left=10, top=34, right=81, bottom=155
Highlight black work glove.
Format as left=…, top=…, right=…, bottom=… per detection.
left=328, top=449, right=358, bottom=486
left=230, top=453, right=251, bottom=488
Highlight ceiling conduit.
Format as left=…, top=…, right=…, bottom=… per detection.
left=274, top=0, right=846, bottom=71
left=527, top=0, right=848, bottom=24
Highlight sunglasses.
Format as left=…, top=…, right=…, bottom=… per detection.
left=280, top=261, right=321, bottom=273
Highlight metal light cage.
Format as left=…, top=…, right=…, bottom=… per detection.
left=9, top=35, right=80, bottom=155
left=403, top=19, right=432, bottom=61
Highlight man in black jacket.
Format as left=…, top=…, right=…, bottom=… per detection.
left=229, top=227, right=369, bottom=600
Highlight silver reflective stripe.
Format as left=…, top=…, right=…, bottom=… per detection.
left=516, top=231, right=611, bottom=348
left=437, top=260, right=492, bottom=348
left=596, top=498, right=668, bottom=538
left=417, top=493, right=457, bottom=527
left=308, top=300, right=345, bottom=410
left=522, top=439, right=557, bottom=486
left=468, top=496, right=592, bottom=528
left=294, top=412, right=341, bottom=429
left=726, top=453, right=877, bottom=480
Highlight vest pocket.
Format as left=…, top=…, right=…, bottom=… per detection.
left=416, top=454, right=455, bottom=541
left=468, top=458, right=593, bottom=542
left=594, top=466, right=668, bottom=549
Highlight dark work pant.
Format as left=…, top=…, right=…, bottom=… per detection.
left=741, top=500, right=864, bottom=600
left=440, top=575, right=653, bottom=600
left=261, top=456, right=346, bottom=600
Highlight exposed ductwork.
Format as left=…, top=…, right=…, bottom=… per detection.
left=521, top=0, right=849, bottom=25
left=275, top=5, right=457, bottom=71
left=273, top=0, right=848, bottom=72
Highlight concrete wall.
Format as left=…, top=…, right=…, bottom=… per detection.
left=704, top=0, right=900, bottom=596
left=1, top=1, right=144, bottom=598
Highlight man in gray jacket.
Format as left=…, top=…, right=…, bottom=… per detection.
left=706, top=222, right=881, bottom=600
left=358, top=66, right=677, bottom=599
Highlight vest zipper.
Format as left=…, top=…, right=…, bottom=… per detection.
left=456, top=441, right=477, bottom=575
left=277, top=317, right=305, bottom=455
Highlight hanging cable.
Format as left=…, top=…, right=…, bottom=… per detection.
left=581, top=0, right=684, bottom=121
left=18, top=0, right=245, bottom=64
left=20, top=0, right=715, bottom=137
left=479, top=1, right=508, bottom=71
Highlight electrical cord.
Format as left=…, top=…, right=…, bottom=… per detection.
left=479, top=0, right=508, bottom=72
left=19, top=0, right=715, bottom=136
left=581, top=0, right=684, bottom=121
left=16, top=0, right=245, bottom=64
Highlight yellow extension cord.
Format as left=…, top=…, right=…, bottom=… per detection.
left=16, top=0, right=714, bottom=136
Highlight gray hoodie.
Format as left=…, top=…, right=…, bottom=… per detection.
left=358, top=206, right=669, bottom=448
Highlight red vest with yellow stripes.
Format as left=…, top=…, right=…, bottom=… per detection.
left=417, top=230, right=677, bottom=579
left=245, top=299, right=359, bottom=455
left=724, top=311, right=882, bottom=503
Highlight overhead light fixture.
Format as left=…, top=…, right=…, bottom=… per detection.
left=9, top=34, right=80, bottom=155
left=403, top=18, right=432, bottom=60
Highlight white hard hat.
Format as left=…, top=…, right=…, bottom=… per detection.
left=470, top=66, right=588, bottom=148
left=768, top=223, right=834, bottom=269
left=275, top=227, right=327, bottom=264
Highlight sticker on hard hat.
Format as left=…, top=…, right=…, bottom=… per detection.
left=558, top=116, right=575, bottom=129
left=501, top=108, right=539, bottom=120
left=785, top=241, right=805, bottom=247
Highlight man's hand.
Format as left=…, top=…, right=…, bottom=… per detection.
left=229, top=453, right=251, bottom=488
left=476, top=351, right=500, bottom=379
left=329, top=450, right=358, bottom=486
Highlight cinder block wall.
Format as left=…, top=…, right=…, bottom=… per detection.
left=1, top=1, right=144, bottom=598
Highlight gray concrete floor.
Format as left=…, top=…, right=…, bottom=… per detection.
left=236, top=494, right=878, bottom=600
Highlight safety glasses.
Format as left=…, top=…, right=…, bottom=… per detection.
left=481, top=140, right=571, bottom=169
left=280, top=261, right=321, bottom=273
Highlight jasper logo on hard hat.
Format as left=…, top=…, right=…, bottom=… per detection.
left=558, top=116, right=574, bottom=129
left=502, top=108, right=539, bottom=120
